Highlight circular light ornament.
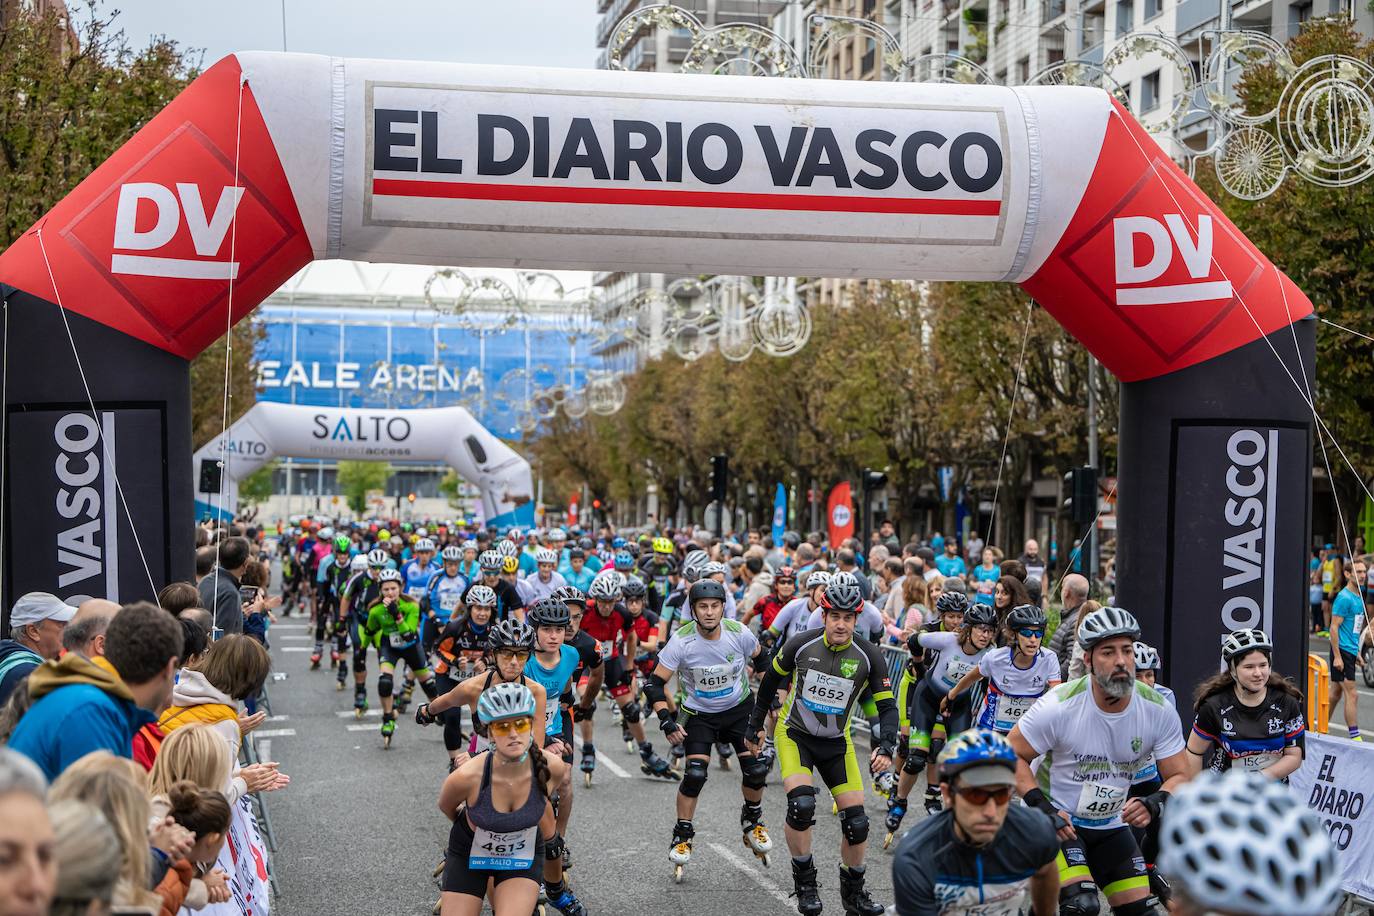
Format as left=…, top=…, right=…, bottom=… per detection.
left=1214, top=126, right=1287, bottom=199
left=1278, top=55, right=1374, bottom=188
left=907, top=53, right=991, bottom=85
left=754, top=298, right=812, bottom=358
left=1204, top=30, right=1295, bottom=126
left=1102, top=34, right=1196, bottom=134
left=1027, top=60, right=1131, bottom=110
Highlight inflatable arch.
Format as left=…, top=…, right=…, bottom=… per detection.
left=192, top=403, right=534, bottom=529
left=0, top=52, right=1314, bottom=695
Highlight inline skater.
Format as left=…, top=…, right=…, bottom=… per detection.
left=890, top=730, right=1059, bottom=915
left=755, top=570, right=832, bottom=772
left=331, top=553, right=370, bottom=690
left=740, top=565, right=796, bottom=631
left=457, top=540, right=481, bottom=583
left=746, top=575, right=898, bottom=916
left=361, top=568, right=440, bottom=748
left=1156, top=769, right=1342, bottom=916
left=1187, top=628, right=1304, bottom=779
left=644, top=579, right=773, bottom=883
left=468, top=550, right=527, bottom=623
left=639, top=537, right=678, bottom=616
left=655, top=552, right=707, bottom=640
left=424, top=546, right=471, bottom=641
left=1009, top=607, right=1188, bottom=916
left=941, top=603, right=1060, bottom=735
left=428, top=584, right=497, bottom=770
left=396, top=537, right=441, bottom=713
left=1129, top=642, right=1176, bottom=903
left=580, top=573, right=677, bottom=780
left=340, top=548, right=389, bottom=715
left=418, top=619, right=549, bottom=762
left=311, top=535, right=354, bottom=670
left=521, top=548, right=567, bottom=604
left=437, top=682, right=563, bottom=916
left=888, top=598, right=995, bottom=837
left=556, top=586, right=608, bottom=788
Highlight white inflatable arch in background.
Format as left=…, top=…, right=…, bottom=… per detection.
left=192, top=403, right=534, bottom=528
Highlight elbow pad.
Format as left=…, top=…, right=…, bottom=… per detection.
left=643, top=673, right=668, bottom=706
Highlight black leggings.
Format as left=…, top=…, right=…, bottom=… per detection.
left=435, top=673, right=465, bottom=752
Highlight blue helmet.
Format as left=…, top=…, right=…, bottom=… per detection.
left=614, top=550, right=635, bottom=571
left=477, top=681, right=537, bottom=725
left=936, top=729, right=1018, bottom=784
left=612, top=536, right=627, bottom=549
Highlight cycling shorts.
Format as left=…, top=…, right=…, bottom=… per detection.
left=604, top=657, right=634, bottom=698
left=442, top=815, right=543, bottom=896
left=774, top=724, right=863, bottom=795
left=380, top=641, right=429, bottom=674
left=897, top=669, right=915, bottom=729
left=1057, top=825, right=1149, bottom=899
left=909, top=679, right=969, bottom=751
left=680, top=698, right=753, bottom=758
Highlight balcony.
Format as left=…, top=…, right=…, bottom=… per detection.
left=1041, top=0, right=1067, bottom=23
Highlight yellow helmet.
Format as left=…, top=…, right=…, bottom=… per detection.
left=377, top=529, right=391, bottom=541
left=652, top=537, right=674, bottom=555
left=502, top=555, right=520, bottom=574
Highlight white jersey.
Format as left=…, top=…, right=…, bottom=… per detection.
left=805, top=601, right=885, bottom=639
left=1132, top=683, right=1177, bottom=784
left=657, top=618, right=757, bottom=714
left=974, top=646, right=1061, bottom=733
left=916, top=630, right=990, bottom=693
left=1017, top=677, right=1186, bottom=829
left=770, top=597, right=815, bottom=642
left=520, top=571, right=566, bottom=604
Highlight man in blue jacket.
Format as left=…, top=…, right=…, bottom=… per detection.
left=10, top=601, right=182, bottom=781
left=0, top=592, right=75, bottom=705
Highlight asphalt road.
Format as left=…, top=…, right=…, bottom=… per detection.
left=256, top=616, right=903, bottom=916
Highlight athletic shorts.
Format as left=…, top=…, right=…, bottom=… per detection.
left=442, top=815, right=543, bottom=896
left=1331, top=648, right=1359, bottom=683
left=380, top=640, right=428, bottom=673
left=680, top=698, right=753, bottom=757
left=774, top=725, right=863, bottom=795
left=1057, top=825, right=1149, bottom=899
left=604, top=657, right=634, bottom=697
left=909, top=679, right=970, bottom=751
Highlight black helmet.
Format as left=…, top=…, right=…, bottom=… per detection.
left=935, top=591, right=971, bottom=616
left=621, top=577, right=647, bottom=599
left=1007, top=604, right=1048, bottom=631
left=821, top=572, right=864, bottom=614
left=963, top=604, right=997, bottom=628
left=488, top=618, right=537, bottom=653
left=528, top=597, right=571, bottom=629
left=688, top=579, right=727, bottom=606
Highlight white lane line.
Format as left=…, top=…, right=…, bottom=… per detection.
left=255, top=728, right=296, bottom=738
left=346, top=724, right=379, bottom=732
left=279, top=647, right=313, bottom=653
left=596, top=751, right=632, bottom=779
left=276, top=634, right=313, bottom=641
left=336, top=709, right=382, bottom=718
left=270, top=624, right=311, bottom=631
left=266, top=715, right=289, bottom=722
left=705, top=842, right=791, bottom=907
left=257, top=739, right=272, bottom=762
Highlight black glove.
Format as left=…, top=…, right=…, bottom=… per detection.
left=415, top=703, right=435, bottom=726
left=657, top=709, right=680, bottom=736
left=1141, top=790, right=1170, bottom=824
left=1023, top=788, right=1062, bottom=828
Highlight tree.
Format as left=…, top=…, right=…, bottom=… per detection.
left=438, top=469, right=464, bottom=511
left=189, top=320, right=264, bottom=449
left=337, top=460, right=392, bottom=516
left=237, top=460, right=277, bottom=507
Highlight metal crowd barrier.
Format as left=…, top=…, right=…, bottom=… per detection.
left=1307, top=652, right=1330, bottom=735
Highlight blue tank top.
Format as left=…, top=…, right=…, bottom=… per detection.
left=524, top=645, right=580, bottom=737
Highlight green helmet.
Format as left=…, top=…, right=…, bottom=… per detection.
left=333, top=535, right=351, bottom=553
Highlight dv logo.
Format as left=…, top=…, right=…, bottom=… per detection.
left=112, top=182, right=244, bottom=280
left=1112, top=214, right=1232, bottom=306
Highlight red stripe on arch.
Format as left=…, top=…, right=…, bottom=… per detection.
left=371, top=178, right=1002, bottom=217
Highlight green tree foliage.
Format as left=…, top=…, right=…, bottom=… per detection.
left=1196, top=18, right=1374, bottom=533
left=237, top=460, right=277, bottom=506
left=337, top=461, right=393, bottom=515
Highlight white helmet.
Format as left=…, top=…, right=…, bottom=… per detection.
left=466, top=585, right=498, bottom=607
left=1159, top=769, right=1341, bottom=916
left=1078, top=606, right=1141, bottom=650
left=415, top=538, right=436, bottom=553
left=319, top=526, right=334, bottom=539
left=349, top=554, right=369, bottom=572
left=535, top=547, right=558, bottom=565
left=377, top=568, right=403, bottom=584
left=1221, top=628, right=1272, bottom=663
left=415, top=527, right=428, bottom=537
left=440, top=545, right=462, bottom=562
left=495, top=539, right=519, bottom=558
left=1133, top=641, right=1161, bottom=671
left=366, top=548, right=389, bottom=568
left=702, top=560, right=728, bottom=578
left=804, top=570, right=832, bottom=592
left=548, top=528, right=568, bottom=542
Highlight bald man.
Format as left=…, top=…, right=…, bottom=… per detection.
left=61, top=599, right=120, bottom=658
left=1049, top=573, right=1090, bottom=680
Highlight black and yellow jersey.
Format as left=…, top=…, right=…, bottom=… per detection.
left=770, top=627, right=893, bottom=740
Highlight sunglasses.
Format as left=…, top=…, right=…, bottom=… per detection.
left=1017, top=628, right=1045, bottom=639
left=957, top=785, right=1012, bottom=805
left=489, top=718, right=533, bottom=736
left=495, top=649, right=531, bottom=662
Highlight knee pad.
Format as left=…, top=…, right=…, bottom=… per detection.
left=838, top=806, right=870, bottom=846
left=377, top=673, right=394, bottom=698
left=544, top=833, right=566, bottom=862
left=1112, top=898, right=1157, bottom=916
left=903, top=748, right=928, bottom=775
left=420, top=678, right=438, bottom=701
left=353, top=649, right=367, bottom=670
left=623, top=700, right=642, bottom=724
left=1060, top=885, right=1101, bottom=916
left=679, top=759, right=709, bottom=798
left=785, top=786, right=817, bottom=831
left=739, top=755, right=768, bottom=790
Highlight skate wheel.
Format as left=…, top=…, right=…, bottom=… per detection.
left=584, top=772, right=592, bottom=787
left=673, top=864, right=684, bottom=884
left=433, top=860, right=445, bottom=878
left=883, top=832, right=894, bottom=850
left=719, top=758, right=730, bottom=771
left=336, top=682, right=344, bottom=691
left=383, top=735, right=392, bottom=749
left=432, top=901, right=441, bottom=916
left=760, top=853, right=769, bottom=868
left=626, top=741, right=636, bottom=754
left=355, top=708, right=363, bottom=719
left=831, top=801, right=838, bottom=815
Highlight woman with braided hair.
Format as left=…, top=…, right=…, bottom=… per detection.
left=437, top=682, right=566, bottom=916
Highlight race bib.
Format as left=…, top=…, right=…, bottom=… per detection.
left=800, top=669, right=854, bottom=716
left=991, top=694, right=1035, bottom=732
left=545, top=702, right=561, bottom=735
left=389, top=632, right=414, bottom=648
left=469, top=825, right=537, bottom=870
left=1236, top=752, right=1279, bottom=772
left=440, top=593, right=460, bottom=612
left=407, top=586, right=427, bottom=599
left=1074, top=781, right=1127, bottom=827
left=941, top=660, right=975, bottom=691
left=599, top=640, right=615, bottom=660
left=691, top=664, right=734, bottom=700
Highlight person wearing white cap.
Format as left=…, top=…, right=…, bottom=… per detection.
left=0, top=592, right=76, bottom=705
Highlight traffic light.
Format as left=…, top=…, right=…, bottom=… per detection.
left=407, top=492, right=416, bottom=503
left=592, top=499, right=601, bottom=510
left=1063, top=466, right=1098, bottom=525
left=862, top=468, right=888, bottom=492
left=711, top=454, right=729, bottom=502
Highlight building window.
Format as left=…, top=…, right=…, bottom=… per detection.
left=1115, top=0, right=1133, bottom=36
left=862, top=38, right=877, bottom=75
left=1141, top=70, right=1160, bottom=112
left=1017, top=56, right=1030, bottom=82
left=1291, top=0, right=1312, bottom=26
left=1143, top=0, right=1162, bottom=20
left=863, top=0, right=878, bottom=16
left=1046, top=47, right=1065, bottom=65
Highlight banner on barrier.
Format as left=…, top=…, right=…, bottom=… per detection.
left=1288, top=732, right=1374, bottom=900
left=194, top=795, right=270, bottom=916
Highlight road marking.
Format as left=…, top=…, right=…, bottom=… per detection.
left=346, top=724, right=379, bottom=732
left=255, top=728, right=296, bottom=738
left=279, top=647, right=313, bottom=653
left=257, top=739, right=272, bottom=763
left=270, top=624, right=311, bottom=631
left=706, top=842, right=791, bottom=907
left=596, top=751, right=632, bottom=778
left=276, top=634, right=312, bottom=641
left=266, top=715, right=289, bottom=722
left=337, top=709, right=382, bottom=718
